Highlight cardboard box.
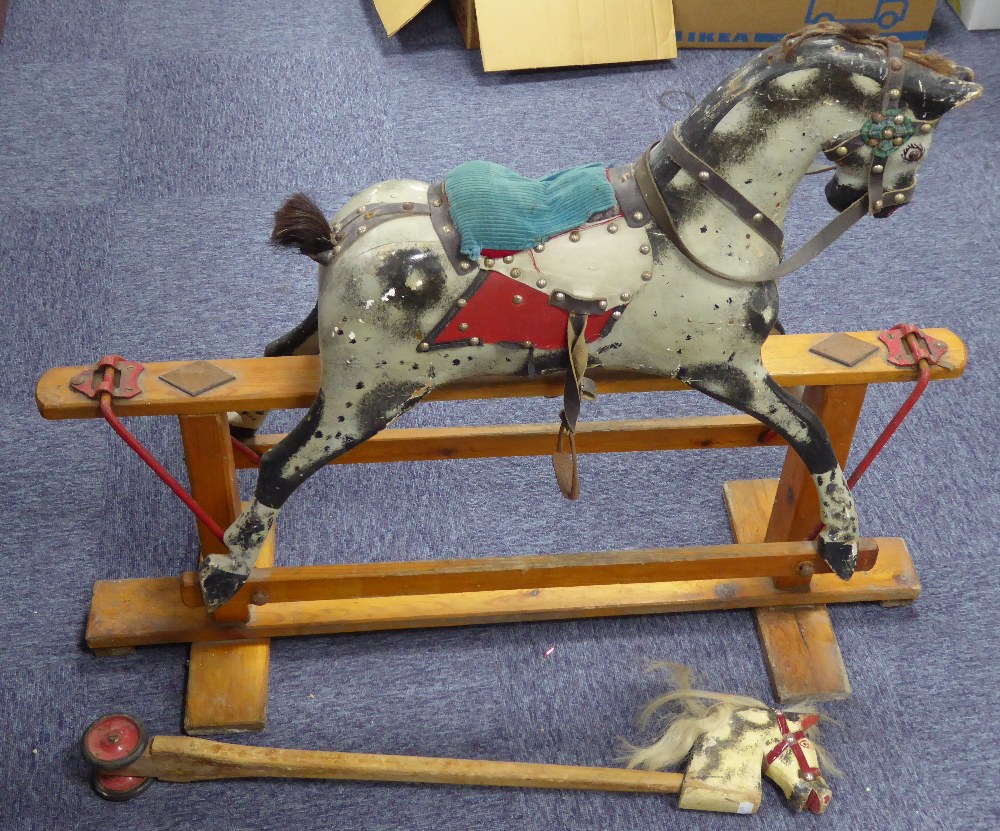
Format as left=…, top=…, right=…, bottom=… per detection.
left=946, top=0, right=1000, bottom=29
left=375, top=0, right=677, bottom=70
left=373, top=0, right=938, bottom=71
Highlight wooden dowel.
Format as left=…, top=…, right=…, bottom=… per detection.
left=123, top=736, right=683, bottom=794
left=236, top=415, right=782, bottom=468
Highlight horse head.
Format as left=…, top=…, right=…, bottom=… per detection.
left=784, top=26, right=985, bottom=219
left=626, top=673, right=834, bottom=815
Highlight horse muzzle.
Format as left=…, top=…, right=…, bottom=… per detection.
left=825, top=178, right=899, bottom=219
left=791, top=777, right=833, bottom=814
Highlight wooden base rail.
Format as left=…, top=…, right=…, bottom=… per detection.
left=177, top=540, right=881, bottom=613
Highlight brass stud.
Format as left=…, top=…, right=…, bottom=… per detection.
left=522, top=340, right=533, bottom=349
left=333, top=244, right=343, bottom=254
left=612, top=310, right=622, bottom=319
left=503, top=255, right=515, bottom=264
left=334, top=231, right=345, bottom=241
left=458, top=322, right=470, bottom=332
left=882, top=127, right=895, bottom=139
left=512, top=295, right=523, bottom=305
left=332, top=222, right=342, bottom=232
left=469, top=337, right=481, bottom=346
left=752, top=212, right=764, bottom=224
left=433, top=198, right=442, bottom=207
left=456, top=298, right=468, bottom=308
left=536, top=278, right=547, bottom=289
left=893, top=114, right=905, bottom=125
left=417, top=342, right=430, bottom=352
left=607, top=223, right=618, bottom=234
left=892, top=136, right=903, bottom=146
left=442, top=224, right=452, bottom=233
left=357, top=225, right=367, bottom=234
left=569, top=231, right=581, bottom=242
left=597, top=300, right=607, bottom=311
left=835, top=146, right=849, bottom=157
left=553, top=291, right=566, bottom=301
left=698, top=171, right=710, bottom=182
left=484, top=257, right=495, bottom=267
left=920, top=123, right=932, bottom=134
left=890, top=58, right=903, bottom=71
left=621, top=172, right=632, bottom=181
left=460, top=260, right=472, bottom=271
left=534, top=243, right=545, bottom=253
left=364, top=210, right=375, bottom=219
left=889, top=88, right=900, bottom=99
left=641, top=271, right=653, bottom=281
left=872, top=164, right=884, bottom=174
left=867, top=138, right=880, bottom=147
left=632, top=211, right=644, bottom=222
left=510, top=267, right=522, bottom=279
left=357, top=206, right=366, bottom=214
left=873, top=199, right=884, bottom=211
left=639, top=244, right=650, bottom=254
left=894, top=193, right=906, bottom=204
left=402, top=202, right=414, bottom=210
left=620, top=292, right=632, bottom=303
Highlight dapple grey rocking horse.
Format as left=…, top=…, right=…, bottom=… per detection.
left=202, top=24, right=981, bottom=610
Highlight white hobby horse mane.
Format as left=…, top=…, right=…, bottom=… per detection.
left=624, top=663, right=841, bottom=777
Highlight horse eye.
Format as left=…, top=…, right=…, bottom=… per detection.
left=902, top=144, right=924, bottom=163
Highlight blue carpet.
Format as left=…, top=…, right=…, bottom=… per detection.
left=1, top=2, right=998, bottom=829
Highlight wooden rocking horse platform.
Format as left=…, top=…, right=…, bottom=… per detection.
left=36, top=328, right=965, bottom=733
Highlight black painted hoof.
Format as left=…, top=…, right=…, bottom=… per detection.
left=199, top=557, right=250, bottom=610
left=820, top=535, right=858, bottom=580
left=229, top=424, right=259, bottom=442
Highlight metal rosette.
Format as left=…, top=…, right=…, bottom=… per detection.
left=860, top=109, right=915, bottom=159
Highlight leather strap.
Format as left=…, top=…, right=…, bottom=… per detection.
left=635, top=143, right=868, bottom=283
left=662, top=127, right=784, bottom=255
left=552, top=313, right=595, bottom=500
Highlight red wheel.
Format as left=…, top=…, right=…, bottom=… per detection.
left=91, top=769, right=153, bottom=802
left=81, top=714, right=148, bottom=771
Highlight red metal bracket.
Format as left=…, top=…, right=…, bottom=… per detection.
left=878, top=324, right=948, bottom=368
left=70, top=355, right=145, bottom=400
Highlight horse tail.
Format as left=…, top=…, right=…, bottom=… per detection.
left=271, top=193, right=334, bottom=264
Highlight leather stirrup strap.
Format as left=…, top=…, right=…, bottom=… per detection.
left=552, top=313, right=592, bottom=500
left=634, top=144, right=868, bottom=283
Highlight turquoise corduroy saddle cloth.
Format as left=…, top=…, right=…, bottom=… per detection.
left=443, top=161, right=617, bottom=259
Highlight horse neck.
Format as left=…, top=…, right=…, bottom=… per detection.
left=649, top=59, right=881, bottom=275
left=683, top=707, right=773, bottom=793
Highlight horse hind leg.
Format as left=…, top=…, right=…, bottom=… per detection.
left=201, top=377, right=433, bottom=609
left=229, top=305, right=320, bottom=440
left=682, top=361, right=860, bottom=578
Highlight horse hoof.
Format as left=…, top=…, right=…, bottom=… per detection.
left=819, top=534, right=857, bottom=580
left=199, top=555, right=250, bottom=610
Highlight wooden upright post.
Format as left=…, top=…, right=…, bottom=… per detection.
left=727, top=384, right=867, bottom=704
left=178, top=414, right=273, bottom=734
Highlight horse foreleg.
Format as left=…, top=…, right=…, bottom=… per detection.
left=229, top=305, right=320, bottom=440
left=683, top=363, right=860, bottom=578
left=202, top=379, right=432, bottom=609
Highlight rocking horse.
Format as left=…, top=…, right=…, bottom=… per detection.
left=202, top=24, right=981, bottom=609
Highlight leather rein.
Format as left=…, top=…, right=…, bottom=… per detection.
left=633, top=38, right=937, bottom=284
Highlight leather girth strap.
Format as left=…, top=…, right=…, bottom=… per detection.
left=552, top=313, right=597, bottom=500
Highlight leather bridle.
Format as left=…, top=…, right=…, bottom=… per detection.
left=634, top=37, right=937, bottom=283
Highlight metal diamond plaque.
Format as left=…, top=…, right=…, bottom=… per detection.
left=159, top=361, right=236, bottom=397
left=809, top=333, right=879, bottom=367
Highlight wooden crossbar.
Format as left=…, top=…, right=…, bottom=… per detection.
left=177, top=539, right=880, bottom=610
left=35, top=329, right=965, bottom=421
